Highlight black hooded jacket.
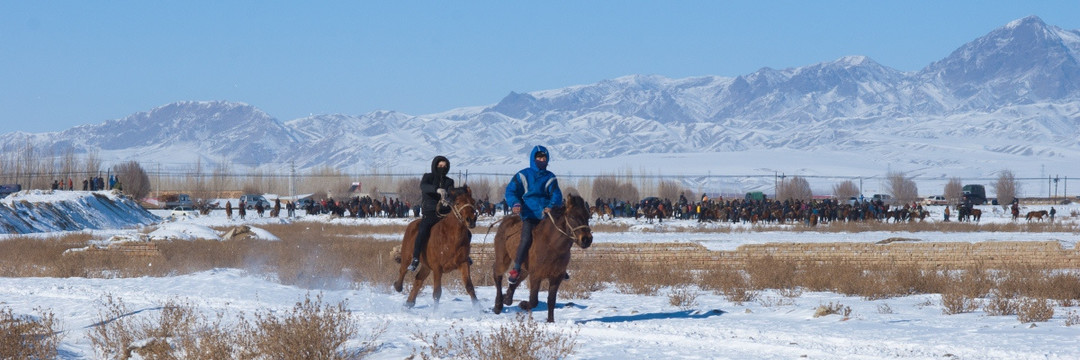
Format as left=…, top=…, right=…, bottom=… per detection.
left=419, top=155, right=454, bottom=213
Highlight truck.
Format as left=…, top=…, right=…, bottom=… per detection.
left=163, top=193, right=194, bottom=209
left=0, top=184, right=20, bottom=198
left=962, top=184, right=987, bottom=205
left=745, top=191, right=766, bottom=202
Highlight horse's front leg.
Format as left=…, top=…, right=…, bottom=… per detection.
left=458, top=262, right=478, bottom=304
left=546, top=277, right=563, bottom=323
left=406, top=266, right=430, bottom=308
left=493, top=272, right=505, bottom=314
left=431, top=268, right=443, bottom=309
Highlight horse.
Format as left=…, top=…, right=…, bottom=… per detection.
left=392, top=186, right=479, bottom=308
left=492, top=194, right=593, bottom=322
left=1026, top=210, right=1048, bottom=221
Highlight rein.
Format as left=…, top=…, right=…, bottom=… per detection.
left=437, top=198, right=475, bottom=226
left=545, top=209, right=589, bottom=241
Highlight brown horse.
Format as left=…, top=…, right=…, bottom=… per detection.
left=1026, top=210, right=1048, bottom=221
left=492, top=194, right=593, bottom=322
left=393, top=186, right=479, bottom=308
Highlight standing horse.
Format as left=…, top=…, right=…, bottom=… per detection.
left=1026, top=210, right=1048, bottom=221
left=492, top=195, right=593, bottom=322
left=393, top=186, right=479, bottom=308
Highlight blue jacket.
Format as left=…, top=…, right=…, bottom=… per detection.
left=505, top=145, right=563, bottom=220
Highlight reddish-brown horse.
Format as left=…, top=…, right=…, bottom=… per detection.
left=393, top=186, right=479, bottom=308
left=492, top=194, right=593, bottom=322
left=1026, top=210, right=1048, bottom=221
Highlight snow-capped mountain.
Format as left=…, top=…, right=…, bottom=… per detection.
left=2, top=16, right=1079, bottom=181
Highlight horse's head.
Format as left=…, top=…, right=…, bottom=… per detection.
left=448, top=186, right=477, bottom=228
left=560, top=194, right=593, bottom=249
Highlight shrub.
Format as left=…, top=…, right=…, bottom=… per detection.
left=1016, top=298, right=1054, bottom=323
left=414, top=313, right=578, bottom=360
left=668, top=286, right=699, bottom=310
left=250, top=293, right=373, bottom=360
left=983, top=291, right=1018, bottom=316
left=0, top=306, right=61, bottom=360
left=1066, top=310, right=1080, bottom=327
left=940, top=292, right=980, bottom=315
left=813, top=302, right=852, bottom=320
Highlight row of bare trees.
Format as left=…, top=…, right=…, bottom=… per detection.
left=0, top=142, right=1028, bottom=207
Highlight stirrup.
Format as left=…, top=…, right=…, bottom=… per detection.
left=407, top=258, right=419, bottom=271
left=508, top=269, right=520, bottom=284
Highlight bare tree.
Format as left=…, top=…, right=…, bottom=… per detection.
left=831, top=180, right=860, bottom=200
left=114, top=161, right=151, bottom=200
left=210, top=161, right=234, bottom=198
left=396, top=177, right=421, bottom=205
left=775, top=176, right=813, bottom=201
left=657, top=179, right=683, bottom=200
left=591, top=175, right=620, bottom=202
left=943, top=177, right=963, bottom=205
left=466, top=177, right=495, bottom=202
left=886, top=171, right=918, bottom=204
left=994, top=170, right=1020, bottom=205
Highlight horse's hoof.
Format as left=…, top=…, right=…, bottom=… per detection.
left=493, top=303, right=503, bottom=314
left=393, top=281, right=403, bottom=292
left=405, top=301, right=415, bottom=308
left=502, top=297, right=515, bottom=307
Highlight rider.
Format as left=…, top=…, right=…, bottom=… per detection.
left=407, top=155, right=454, bottom=272
left=504, top=145, right=563, bottom=285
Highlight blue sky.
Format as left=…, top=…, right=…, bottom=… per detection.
left=2, top=1, right=1079, bottom=133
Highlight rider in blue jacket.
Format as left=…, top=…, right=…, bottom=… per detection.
left=504, top=145, right=563, bottom=284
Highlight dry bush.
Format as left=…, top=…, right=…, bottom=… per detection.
left=1066, top=310, right=1080, bottom=327
left=983, top=291, right=1018, bottom=316
left=1016, top=298, right=1055, bottom=323
left=795, top=262, right=860, bottom=292
left=668, top=286, right=699, bottom=310
left=88, top=293, right=377, bottom=360
left=250, top=293, right=375, bottom=360
left=414, top=313, right=578, bottom=360
left=0, top=233, right=91, bottom=277
left=700, top=266, right=757, bottom=304
left=0, top=306, right=61, bottom=360
left=88, top=295, right=205, bottom=359
left=940, top=292, right=980, bottom=315
left=744, top=256, right=797, bottom=290
left=611, top=261, right=694, bottom=295
left=876, top=303, right=894, bottom=314
left=813, top=302, right=852, bottom=320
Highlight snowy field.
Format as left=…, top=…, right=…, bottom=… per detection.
left=2, top=191, right=1080, bottom=359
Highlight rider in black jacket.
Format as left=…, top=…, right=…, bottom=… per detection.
left=407, top=155, right=454, bottom=271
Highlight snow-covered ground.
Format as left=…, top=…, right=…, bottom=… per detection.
left=2, top=191, right=1080, bottom=359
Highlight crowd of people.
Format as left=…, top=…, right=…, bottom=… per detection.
left=50, top=175, right=118, bottom=191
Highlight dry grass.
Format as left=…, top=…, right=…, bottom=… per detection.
left=7, top=220, right=1080, bottom=356
left=813, top=302, right=852, bottom=320
left=87, top=292, right=378, bottom=359
left=413, top=313, right=578, bottom=360
left=1017, top=298, right=1055, bottom=323
left=0, top=306, right=61, bottom=360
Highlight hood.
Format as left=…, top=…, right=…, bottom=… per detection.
left=529, top=145, right=550, bottom=171
left=431, top=155, right=450, bottom=177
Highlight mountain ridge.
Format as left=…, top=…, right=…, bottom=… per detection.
left=2, top=16, right=1079, bottom=181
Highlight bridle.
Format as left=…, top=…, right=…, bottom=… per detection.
left=438, top=197, right=476, bottom=226
left=545, top=208, right=590, bottom=242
